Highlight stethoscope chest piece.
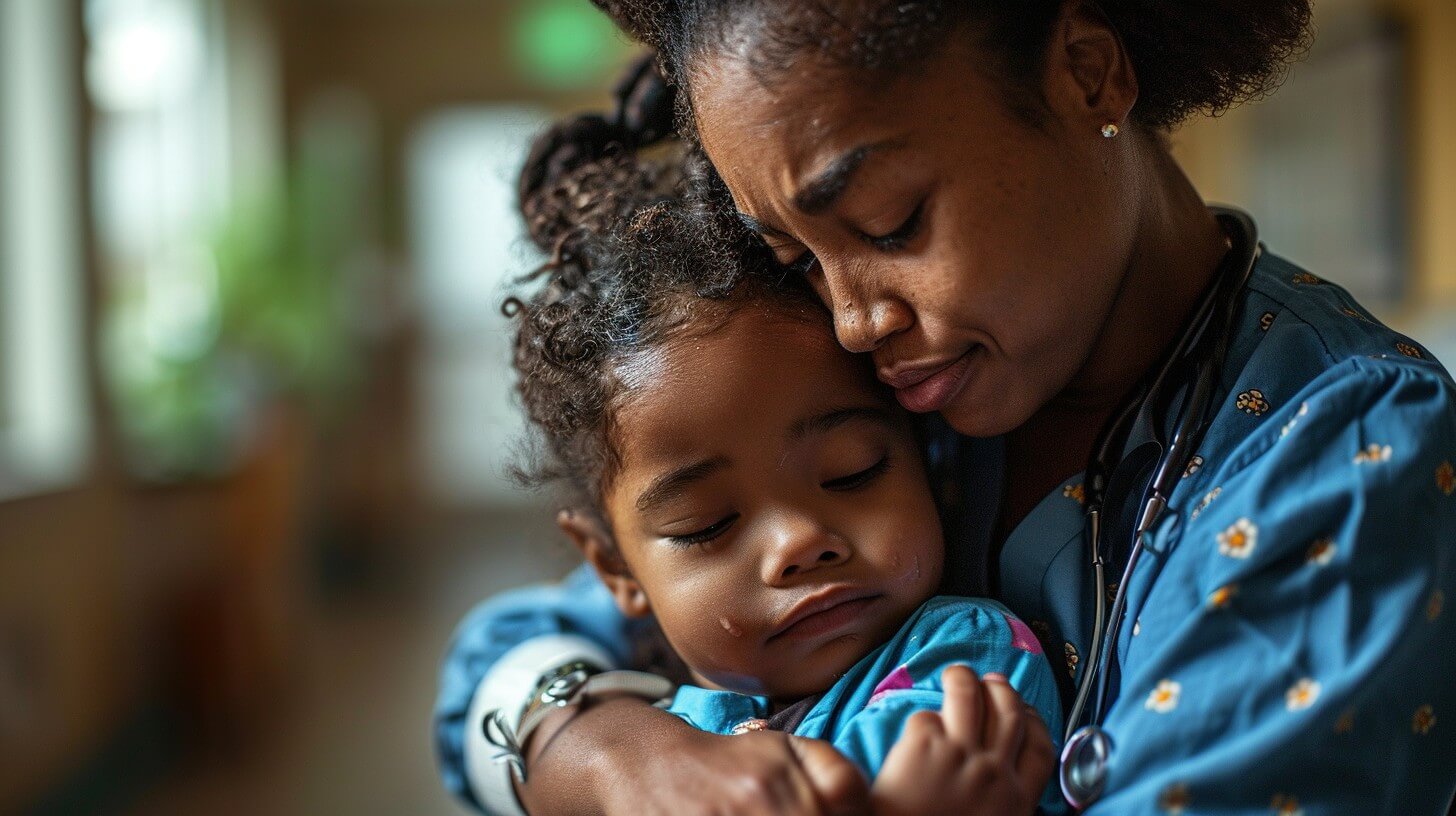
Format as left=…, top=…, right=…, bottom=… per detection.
left=1060, top=724, right=1114, bottom=810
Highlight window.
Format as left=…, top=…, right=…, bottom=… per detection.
left=408, top=107, right=547, bottom=508
left=0, top=0, right=90, bottom=499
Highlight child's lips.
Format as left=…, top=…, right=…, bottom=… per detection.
left=768, top=586, right=882, bottom=642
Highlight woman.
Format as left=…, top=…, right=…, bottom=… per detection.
left=436, top=2, right=1456, bottom=813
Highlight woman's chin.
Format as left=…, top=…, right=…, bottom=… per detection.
left=938, top=385, right=1036, bottom=438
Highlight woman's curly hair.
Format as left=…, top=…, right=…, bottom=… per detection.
left=508, top=88, right=814, bottom=515
left=591, top=0, right=1313, bottom=131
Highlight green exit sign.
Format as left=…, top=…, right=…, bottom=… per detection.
left=512, top=0, right=628, bottom=88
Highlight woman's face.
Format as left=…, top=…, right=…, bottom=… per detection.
left=691, top=29, right=1141, bottom=436
left=598, top=304, right=943, bottom=701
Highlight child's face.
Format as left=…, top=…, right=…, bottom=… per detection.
left=590, top=304, right=944, bottom=701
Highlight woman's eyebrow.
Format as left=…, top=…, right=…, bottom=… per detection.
left=635, top=456, right=729, bottom=512
left=793, top=140, right=898, bottom=215
left=789, top=406, right=894, bottom=442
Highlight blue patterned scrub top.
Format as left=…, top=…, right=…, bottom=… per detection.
left=434, top=252, right=1456, bottom=814
left=666, top=596, right=1065, bottom=813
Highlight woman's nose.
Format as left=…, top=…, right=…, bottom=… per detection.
left=761, top=516, right=851, bottom=585
left=814, top=264, right=913, bottom=354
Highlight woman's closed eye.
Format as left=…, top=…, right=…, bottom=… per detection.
left=664, top=513, right=739, bottom=549
left=861, top=198, right=926, bottom=252
left=822, top=456, right=891, bottom=492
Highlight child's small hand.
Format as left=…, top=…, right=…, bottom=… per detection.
left=871, top=666, right=1056, bottom=816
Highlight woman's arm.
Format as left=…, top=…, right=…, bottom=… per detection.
left=518, top=699, right=871, bottom=816
left=434, top=564, right=634, bottom=813
left=1092, top=359, right=1456, bottom=814
left=436, top=564, right=870, bottom=815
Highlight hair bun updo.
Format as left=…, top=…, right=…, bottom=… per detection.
left=579, top=0, right=1313, bottom=132
left=517, top=52, right=679, bottom=270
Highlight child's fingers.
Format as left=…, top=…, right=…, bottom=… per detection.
left=938, top=664, right=985, bottom=746
left=1015, top=703, right=1057, bottom=786
left=980, top=673, right=1027, bottom=757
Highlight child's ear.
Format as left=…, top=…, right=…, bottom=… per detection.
left=557, top=509, right=651, bottom=619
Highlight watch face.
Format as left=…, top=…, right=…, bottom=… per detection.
left=542, top=667, right=593, bottom=703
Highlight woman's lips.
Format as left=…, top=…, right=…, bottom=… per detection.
left=884, top=347, right=981, bottom=413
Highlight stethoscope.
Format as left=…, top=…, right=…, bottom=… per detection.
left=1059, top=207, right=1262, bottom=810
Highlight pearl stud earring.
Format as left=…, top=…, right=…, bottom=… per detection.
left=1101, top=123, right=1120, bottom=138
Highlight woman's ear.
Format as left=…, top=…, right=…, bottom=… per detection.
left=557, top=509, right=652, bottom=618
left=1045, top=0, right=1139, bottom=130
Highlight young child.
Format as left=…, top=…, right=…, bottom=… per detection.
left=504, top=121, right=1064, bottom=814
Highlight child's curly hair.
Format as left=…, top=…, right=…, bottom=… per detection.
left=507, top=80, right=818, bottom=516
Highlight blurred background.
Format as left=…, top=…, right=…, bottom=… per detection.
left=0, top=0, right=1452, bottom=813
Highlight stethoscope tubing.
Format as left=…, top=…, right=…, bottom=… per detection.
left=1059, top=208, right=1262, bottom=810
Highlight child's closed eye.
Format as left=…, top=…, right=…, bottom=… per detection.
left=822, top=455, right=891, bottom=492
left=664, top=513, right=739, bottom=549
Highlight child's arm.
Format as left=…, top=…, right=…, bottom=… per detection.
left=869, top=667, right=1056, bottom=816
left=825, top=599, right=1065, bottom=815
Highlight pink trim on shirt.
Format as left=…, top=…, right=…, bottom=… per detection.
left=1004, top=613, right=1043, bottom=655
left=867, top=664, right=915, bottom=705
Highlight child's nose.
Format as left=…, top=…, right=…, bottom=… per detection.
left=762, top=519, right=851, bottom=585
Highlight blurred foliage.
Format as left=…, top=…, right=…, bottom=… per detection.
left=106, top=155, right=373, bottom=483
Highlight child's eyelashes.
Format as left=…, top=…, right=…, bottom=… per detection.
left=665, top=513, right=739, bottom=549
left=787, top=251, right=819, bottom=278
left=822, top=455, right=891, bottom=492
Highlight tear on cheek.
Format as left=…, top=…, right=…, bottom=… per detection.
left=719, top=616, right=744, bottom=638
left=893, top=552, right=924, bottom=588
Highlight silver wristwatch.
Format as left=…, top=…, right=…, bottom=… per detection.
left=483, top=661, right=676, bottom=782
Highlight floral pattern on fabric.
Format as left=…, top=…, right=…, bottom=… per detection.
left=1063, top=482, right=1086, bottom=505
left=1183, top=455, right=1205, bottom=478
left=1146, top=679, right=1181, bottom=713
left=1413, top=705, right=1436, bottom=735
left=1286, top=679, right=1321, bottom=711
left=1353, top=444, right=1393, bottom=464
left=1270, top=794, right=1305, bottom=816
left=1306, top=538, right=1336, bottom=566
left=1280, top=402, right=1309, bottom=438
left=1208, top=584, right=1238, bottom=609
left=1191, top=487, right=1222, bottom=520
left=1397, top=342, right=1424, bottom=359
left=1237, top=389, right=1272, bottom=416
left=1217, top=518, right=1258, bottom=559
left=1158, top=783, right=1191, bottom=814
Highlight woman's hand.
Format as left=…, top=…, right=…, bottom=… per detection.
left=519, top=697, right=870, bottom=816
left=871, top=666, right=1056, bottom=816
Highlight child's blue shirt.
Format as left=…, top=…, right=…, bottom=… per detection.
left=666, top=595, right=1066, bottom=812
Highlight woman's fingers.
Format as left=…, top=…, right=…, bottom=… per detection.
left=938, top=664, right=985, bottom=746
left=981, top=673, right=1027, bottom=757
left=787, top=736, right=871, bottom=816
